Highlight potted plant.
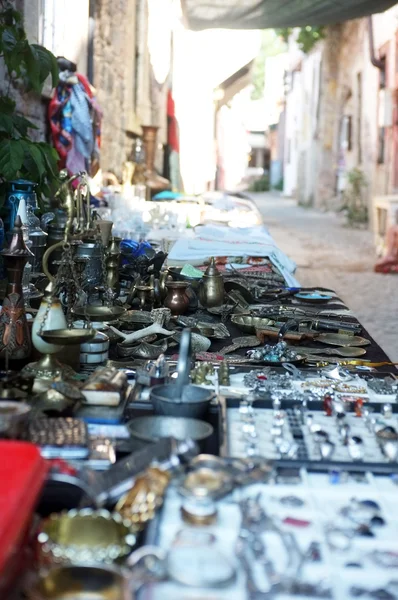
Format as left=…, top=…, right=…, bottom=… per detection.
left=0, top=0, right=59, bottom=208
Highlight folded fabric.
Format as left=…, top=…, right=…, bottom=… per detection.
left=168, top=225, right=300, bottom=288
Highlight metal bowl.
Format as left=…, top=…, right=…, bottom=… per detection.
left=127, top=415, right=213, bottom=443
left=28, top=564, right=130, bottom=600
left=150, top=384, right=214, bottom=419
left=119, top=310, right=153, bottom=330
left=72, top=305, right=126, bottom=321
left=231, top=314, right=274, bottom=334
left=39, top=328, right=96, bottom=346
left=117, top=340, right=167, bottom=359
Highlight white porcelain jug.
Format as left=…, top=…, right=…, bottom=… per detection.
left=31, top=284, right=67, bottom=354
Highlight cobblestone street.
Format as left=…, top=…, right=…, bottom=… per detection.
left=250, top=192, right=398, bottom=361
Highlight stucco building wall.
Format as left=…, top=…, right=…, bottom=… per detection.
left=283, top=6, right=398, bottom=228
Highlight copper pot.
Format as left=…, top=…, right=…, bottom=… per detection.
left=163, top=282, right=190, bottom=315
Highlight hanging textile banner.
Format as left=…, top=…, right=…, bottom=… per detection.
left=181, top=0, right=398, bottom=31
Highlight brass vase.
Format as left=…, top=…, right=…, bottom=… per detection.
left=141, top=125, right=171, bottom=196
left=97, top=220, right=113, bottom=247
left=199, top=258, right=224, bottom=308
left=0, top=216, right=33, bottom=360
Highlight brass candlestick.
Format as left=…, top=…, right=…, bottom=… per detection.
left=141, top=125, right=171, bottom=197
left=0, top=216, right=33, bottom=361
left=105, top=236, right=121, bottom=296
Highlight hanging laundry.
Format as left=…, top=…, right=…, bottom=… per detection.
left=48, top=66, right=102, bottom=176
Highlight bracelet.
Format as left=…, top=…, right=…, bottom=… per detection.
left=37, top=508, right=136, bottom=565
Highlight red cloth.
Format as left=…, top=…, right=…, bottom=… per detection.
left=374, top=224, right=398, bottom=273
left=167, top=90, right=179, bottom=153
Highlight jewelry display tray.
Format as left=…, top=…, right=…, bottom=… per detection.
left=142, top=472, right=398, bottom=600
left=219, top=396, right=398, bottom=475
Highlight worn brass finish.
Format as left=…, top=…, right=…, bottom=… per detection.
left=142, top=125, right=171, bottom=194
left=72, top=305, right=126, bottom=321
left=22, top=354, right=76, bottom=380
left=28, top=564, right=129, bottom=600
left=39, top=328, right=96, bottom=346
left=116, top=467, right=170, bottom=532
left=97, top=220, right=113, bottom=247
left=105, top=236, right=121, bottom=296
left=199, top=258, right=224, bottom=308
left=38, top=509, right=136, bottom=566
left=231, top=314, right=274, bottom=333
left=316, top=333, right=371, bottom=347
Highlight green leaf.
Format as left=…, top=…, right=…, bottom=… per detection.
left=2, top=28, right=18, bottom=52
left=0, top=139, right=25, bottom=180
left=3, top=36, right=27, bottom=77
left=39, top=182, right=52, bottom=199
left=2, top=6, right=23, bottom=27
left=0, top=96, right=16, bottom=114
left=23, top=142, right=46, bottom=178
left=31, top=44, right=59, bottom=88
left=38, top=142, right=59, bottom=177
left=12, top=114, right=38, bottom=137
left=0, top=114, right=14, bottom=135
left=24, top=44, right=41, bottom=92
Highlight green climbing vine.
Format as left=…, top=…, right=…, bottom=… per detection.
left=339, top=168, right=368, bottom=228
left=276, top=26, right=326, bottom=54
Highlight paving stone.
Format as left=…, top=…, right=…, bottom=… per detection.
left=249, top=192, right=398, bottom=362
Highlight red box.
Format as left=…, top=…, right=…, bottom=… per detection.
left=0, top=442, right=48, bottom=597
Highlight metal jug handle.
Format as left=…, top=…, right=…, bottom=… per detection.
left=175, top=328, right=192, bottom=399
left=41, top=212, right=55, bottom=232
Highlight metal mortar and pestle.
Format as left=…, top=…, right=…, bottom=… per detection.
left=150, top=328, right=214, bottom=419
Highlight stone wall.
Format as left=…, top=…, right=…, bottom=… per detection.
left=92, top=0, right=139, bottom=179
left=92, top=0, right=169, bottom=180
left=285, top=10, right=398, bottom=225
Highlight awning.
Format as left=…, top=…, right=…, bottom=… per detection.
left=181, top=0, right=398, bottom=31
left=216, top=61, right=254, bottom=107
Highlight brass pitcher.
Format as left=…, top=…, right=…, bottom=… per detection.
left=199, top=258, right=224, bottom=308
